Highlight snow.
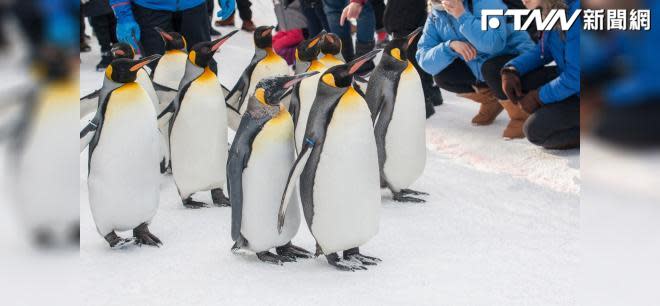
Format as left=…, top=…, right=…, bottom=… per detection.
left=78, top=1, right=577, bottom=304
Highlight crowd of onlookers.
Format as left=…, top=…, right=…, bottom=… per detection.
left=81, top=0, right=587, bottom=151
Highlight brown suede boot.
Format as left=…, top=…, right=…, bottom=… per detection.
left=215, top=14, right=235, bottom=27
left=500, top=100, right=529, bottom=139
left=241, top=20, right=257, bottom=32
left=458, top=88, right=503, bottom=125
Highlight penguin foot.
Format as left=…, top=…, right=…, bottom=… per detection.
left=133, top=223, right=162, bottom=247
left=276, top=242, right=313, bottom=259
left=183, top=198, right=208, bottom=209
left=160, top=158, right=167, bottom=174
left=393, top=193, right=426, bottom=203
left=105, top=231, right=135, bottom=249
left=326, top=253, right=367, bottom=271
left=343, top=248, right=381, bottom=266
left=211, top=188, right=230, bottom=207
left=256, top=251, right=295, bottom=265
left=400, top=188, right=429, bottom=196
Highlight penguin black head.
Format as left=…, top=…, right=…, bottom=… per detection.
left=384, top=27, right=422, bottom=62
left=254, top=72, right=320, bottom=106
left=155, top=27, right=187, bottom=51
left=110, top=42, right=135, bottom=60
left=296, top=30, right=326, bottom=62
left=33, top=47, right=75, bottom=81
left=188, top=30, right=238, bottom=67
left=254, top=26, right=275, bottom=49
left=105, top=55, right=161, bottom=83
left=319, top=33, right=342, bottom=56
left=320, top=49, right=381, bottom=88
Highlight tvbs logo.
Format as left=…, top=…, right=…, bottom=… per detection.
left=482, top=9, right=582, bottom=31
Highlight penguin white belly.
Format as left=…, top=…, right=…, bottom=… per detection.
left=312, top=90, right=381, bottom=254
left=294, top=73, right=322, bottom=151
left=152, top=51, right=188, bottom=90
left=15, top=82, right=79, bottom=237
left=383, top=67, right=427, bottom=191
left=239, top=60, right=290, bottom=115
left=241, top=113, right=300, bottom=252
left=170, top=71, right=228, bottom=199
left=88, top=84, right=160, bottom=235
left=137, top=68, right=159, bottom=111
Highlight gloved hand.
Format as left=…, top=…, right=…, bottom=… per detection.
left=112, top=2, right=141, bottom=52
left=217, top=0, right=236, bottom=21
left=501, top=66, right=523, bottom=103
left=518, top=90, right=543, bottom=114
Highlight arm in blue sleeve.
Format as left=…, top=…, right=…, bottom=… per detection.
left=506, top=43, right=549, bottom=76
left=456, top=0, right=507, bottom=54
left=415, top=16, right=458, bottom=76
left=539, top=25, right=581, bottom=104
left=109, top=0, right=135, bottom=21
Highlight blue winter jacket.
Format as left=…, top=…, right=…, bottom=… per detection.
left=109, top=0, right=205, bottom=12
left=416, top=0, right=535, bottom=81
left=506, top=0, right=580, bottom=104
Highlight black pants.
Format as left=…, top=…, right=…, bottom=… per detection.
left=481, top=54, right=518, bottom=100
left=236, top=0, right=253, bottom=21
left=301, top=1, right=329, bottom=37
left=519, top=67, right=580, bottom=150
left=372, top=0, right=385, bottom=31
left=133, top=2, right=216, bottom=71
left=89, top=13, right=117, bottom=53
left=595, top=100, right=660, bottom=148
left=433, top=55, right=518, bottom=97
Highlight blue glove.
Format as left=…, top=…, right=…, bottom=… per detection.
left=216, top=0, right=236, bottom=21
left=111, top=1, right=142, bottom=53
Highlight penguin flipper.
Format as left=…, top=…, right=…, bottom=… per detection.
left=288, top=84, right=301, bottom=128
left=80, top=90, right=100, bottom=119
left=227, top=53, right=261, bottom=112
left=228, top=114, right=265, bottom=241
left=278, top=142, right=314, bottom=232
left=157, top=101, right=176, bottom=119
left=80, top=118, right=99, bottom=153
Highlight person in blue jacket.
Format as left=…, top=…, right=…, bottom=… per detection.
left=108, top=0, right=235, bottom=71
left=500, top=0, right=580, bottom=150
left=417, top=0, right=535, bottom=139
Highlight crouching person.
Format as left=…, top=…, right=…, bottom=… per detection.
left=499, top=0, right=580, bottom=149
left=416, top=0, right=534, bottom=137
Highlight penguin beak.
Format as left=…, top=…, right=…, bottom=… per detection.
left=348, top=49, right=381, bottom=75
left=283, top=71, right=320, bottom=89
left=406, top=27, right=423, bottom=48
left=261, top=26, right=275, bottom=37
left=129, top=54, right=161, bottom=72
left=211, top=30, right=239, bottom=52
left=155, top=27, right=173, bottom=41
left=307, top=30, right=326, bottom=48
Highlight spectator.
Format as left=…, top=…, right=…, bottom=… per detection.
left=417, top=0, right=534, bottom=138
left=272, top=0, right=308, bottom=65
left=323, top=0, right=375, bottom=72
left=371, top=0, right=387, bottom=48
left=214, top=0, right=257, bottom=32
left=299, top=0, right=329, bottom=37
left=82, top=0, right=118, bottom=70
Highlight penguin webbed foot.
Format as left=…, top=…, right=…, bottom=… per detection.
left=183, top=197, right=208, bottom=209
left=105, top=231, right=136, bottom=249
left=159, top=158, right=168, bottom=174
left=326, top=253, right=367, bottom=271
left=133, top=223, right=162, bottom=247
left=392, top=192, right=426, bottom=203
left=211, top=188, right=230, bottom=207
left=276, top=242, right=313, bottom=259
left=400, top=188, right=429, bottom=196
left=256, top=251, right=295, bottom=265
left=343, top=247, right=381, bottom=266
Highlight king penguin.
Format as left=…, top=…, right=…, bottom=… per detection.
left=227, top=73, right=318, bottom=264
left=159, top=31, right=238, bottom=208
left=289, top=31, right=328, bottom=152
left=366, top=28, right=428, bottom=203
left=318, top=33, right=345, bottom=68
left=80, top=54, right=163, bottom=248
left=225, top=26, right=290, bottom=130
left=278, top=50, right=383, bottom=271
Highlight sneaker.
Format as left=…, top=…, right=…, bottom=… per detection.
left=241, top=20, right=257, bottom=32
left=96, top=52, right=113, bottom=71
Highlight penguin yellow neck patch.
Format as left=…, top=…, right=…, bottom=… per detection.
left=309, top=60, right=325, bottom=72
left=390, top=48, right=402, bottom=61
left=105, top=65, right=113, bottom=80
left=322, top=74, right=336, bottom=87
left=255, top=88, right=267, bottom=104
left=188, top=51, right=197, bottom=65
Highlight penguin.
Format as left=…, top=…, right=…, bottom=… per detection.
left=5, top=49, right=79, bottom=247
left=80, top=54, right=163, bottom=248
left=227, top=73, right=318, bottom=264
left=278, top=50, right=383, bottom=271
left=318, top=33, right=345, bottom=68
left=289, top=31, right=328, bottom=151
left=225, top=26, right=290, bottom=131
left=158, top=31, right=238, bottom=209
left=365, top=28, right=428, bottom=203
left=80, top=43, right=159, bottom=119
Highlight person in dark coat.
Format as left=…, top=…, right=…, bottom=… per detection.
left=82, top=0, right=118, bottom=70
left=384, top=0, right=442, bottom=118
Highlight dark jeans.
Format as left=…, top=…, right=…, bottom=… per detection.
left=372, top=0, right=385, bottom=31
left=301, top=1, right=329, bottom=37
left=133, top=2, right=216, bottom=71
left=89, top=13, right=117, bottom=53
left=322, top=0, right=375, bottom=61
left=236, top=0, right=253, bottom=21
left=519, top=67, right=580, bottom=150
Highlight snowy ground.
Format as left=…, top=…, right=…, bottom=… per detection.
left=76, top=2, right=579, bottom=305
